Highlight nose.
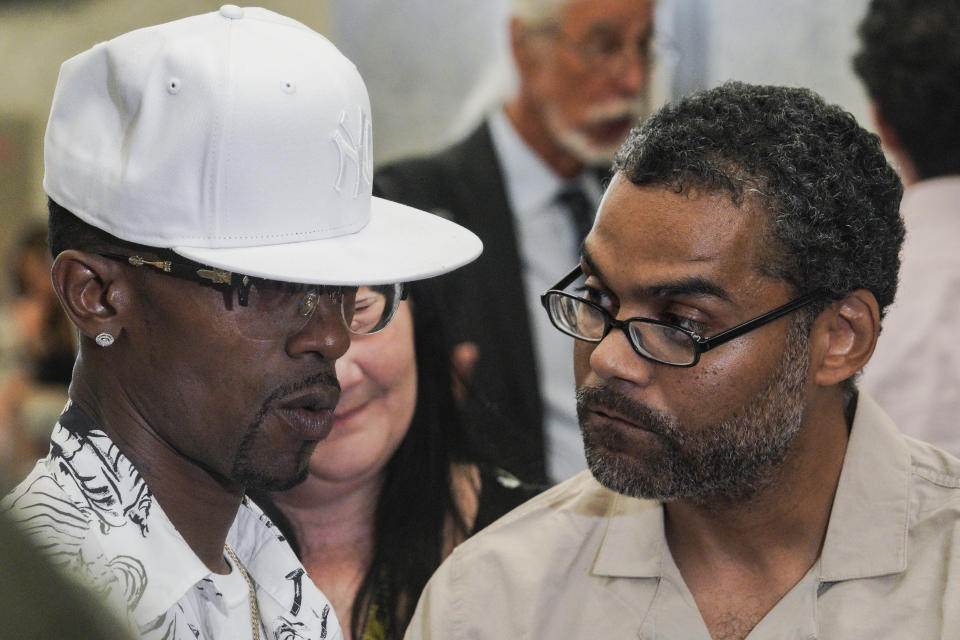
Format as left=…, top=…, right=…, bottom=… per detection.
left=285, top=294, right=351, bottom=360
left=588, top=324, right=656, bottom=388
left=616, top=49, right=648, bottom=96
left=334, top=340, right=365, bottom=390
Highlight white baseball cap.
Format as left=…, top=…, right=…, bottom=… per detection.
left=43, top=5, right=481, bottom=285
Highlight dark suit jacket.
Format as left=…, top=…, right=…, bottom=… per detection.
left=374, top=122, right=548, bottom=482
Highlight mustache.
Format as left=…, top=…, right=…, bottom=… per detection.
left=582, top=98, right=645, bottom=125
left=256, top=369, right=341, bottom=421
left=576, top=384, right=685, bottom=446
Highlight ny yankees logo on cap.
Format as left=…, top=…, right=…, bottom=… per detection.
left=332, top=107, right=373, bottom=198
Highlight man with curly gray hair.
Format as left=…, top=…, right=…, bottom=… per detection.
left=854, top=0, right=960, bottom=455
left=404, top=83, right=960, bottom=640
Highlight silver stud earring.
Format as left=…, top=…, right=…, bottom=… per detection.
left=95, top=332, right=115, bottom=347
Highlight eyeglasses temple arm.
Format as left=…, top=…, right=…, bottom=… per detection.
left=540, top=265, right=584, bottom=310
left=695, top=291, right=825, bottom=353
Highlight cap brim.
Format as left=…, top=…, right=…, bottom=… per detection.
left=173, top=197, right=482, bottom=285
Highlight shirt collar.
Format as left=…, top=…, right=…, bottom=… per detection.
left=54, top=405, right=323, bottom=628
left=592, top=492, right=665, bottom=578
left=54, top=404, right=209, bottom=625
left=590, top=393, right=912, bottom=582
left=819, top=392, right=910, bottom=580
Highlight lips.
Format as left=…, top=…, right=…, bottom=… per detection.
left=589, top=116, right=634, bottom=142
left=589, top=406, right=642, bottom=429
left=276, top=389, right=339, bottom=440
left=333, top=400, right=367, bottom=423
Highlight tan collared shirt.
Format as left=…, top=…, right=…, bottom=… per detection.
left=405, top=394, right=960, bottom=639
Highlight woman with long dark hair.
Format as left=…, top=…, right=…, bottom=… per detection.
left=251, top=279, right=541, bottom=639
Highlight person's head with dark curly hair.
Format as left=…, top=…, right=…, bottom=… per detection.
left=853, top=0, right=960, bottom=183
left=563, top=82, right=903, bottom=505
left=613, top=82, right=904, bottom=319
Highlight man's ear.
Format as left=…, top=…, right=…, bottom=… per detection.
left=51, top=250, right=129, bottom=342
left=510, top=17, right=540, bottom=78
left=809, top=289, right=880, bottom=387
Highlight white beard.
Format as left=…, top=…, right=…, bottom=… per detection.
left=545, top=98, right=645, bottom=166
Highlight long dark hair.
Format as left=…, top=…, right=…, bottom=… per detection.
left=253, top=278, right=477, bottom=639
left=349, top=276, right=474, bottom=637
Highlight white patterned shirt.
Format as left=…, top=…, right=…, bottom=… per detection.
left=2, top=403, right=344, bottom=640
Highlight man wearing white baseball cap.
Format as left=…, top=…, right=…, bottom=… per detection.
left=1, top=6, right=480, bottom=640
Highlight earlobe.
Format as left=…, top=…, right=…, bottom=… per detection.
left=51, top=250, right=126, bottom=343
left=810, top=290, right=880, bottom=387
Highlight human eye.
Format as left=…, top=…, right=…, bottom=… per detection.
left=349, top=286, right=389, bottom=333
left=248, top=278, right=296, bottom=307
left=583, top=35, right=621, bottom=62
left=661, top=311, right=706, bottom=335
left=575, top=283, right=617, bottom=311
left=636, top=34, right=653, bottom=61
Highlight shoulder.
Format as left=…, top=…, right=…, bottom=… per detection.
left=443, top=471, right=639, bottom=579
left=2, top=449, right=95, bottom=550
left=373, top=123, right=497, bottom=207
left=905, top=436, right=960, bottom=515
left=408, top=472, right=658, bottom=638
left=472, top=466, right=547, bottom=532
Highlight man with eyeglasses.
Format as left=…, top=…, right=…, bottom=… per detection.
left=375, top=0, right=656, bottom=484
left=1, top=7, right=480, bottom=640
left=404, top=83, right=960, bottom=639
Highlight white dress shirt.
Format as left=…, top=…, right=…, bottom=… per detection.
left=860, top=176, right=960, bottom=455
left=487, top=108, right=603, bottom=482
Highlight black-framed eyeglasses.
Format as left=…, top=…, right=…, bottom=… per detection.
left=99, top=253, right=407, bottom=338
left=540, top=265, right=824, bottom=367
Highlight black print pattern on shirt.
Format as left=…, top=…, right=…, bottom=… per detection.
left=10, top=424, right=151, bottom=613
left=52, top=423, right=153, bottom=536
left=3, top=406, right=342, bottom=640
left=285, top=567, right=305, bottom=616
left=274, top=617, right=310, bottom=639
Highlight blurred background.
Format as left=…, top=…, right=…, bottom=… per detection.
left=0, top=0, right=873, bottom=486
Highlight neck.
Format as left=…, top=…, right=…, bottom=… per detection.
left=69, top=368, right=243, bottom=574
left=275, top=470, right=381, bottom=559
left=504, top=97, right=584, bottom=180
left=664, top=393, right=850, bottom=584
left=274, top=469, right=382, bottom=635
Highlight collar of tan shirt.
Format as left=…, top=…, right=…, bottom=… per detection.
left=592, top=393, right=910, bottom=582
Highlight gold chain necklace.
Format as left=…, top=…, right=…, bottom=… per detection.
left=224, top=543, right=262, bottom=640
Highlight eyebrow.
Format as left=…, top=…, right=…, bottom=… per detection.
left=584, top=21, right=654, bottom=42
left=580, top=246, right=732, bottom=303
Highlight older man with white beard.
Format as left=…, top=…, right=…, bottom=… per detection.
left=375, top=0, right=655, bottom=484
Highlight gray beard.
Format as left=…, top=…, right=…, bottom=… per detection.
left=578, top=319, right=810, bottom=505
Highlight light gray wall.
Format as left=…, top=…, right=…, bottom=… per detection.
left=702, top=0, right=873, bottom=126
left=330, top=0, right=513, bottom=164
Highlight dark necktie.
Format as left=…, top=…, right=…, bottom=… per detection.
left=556, top=182, right=595, bottom=245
